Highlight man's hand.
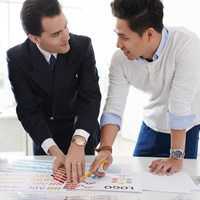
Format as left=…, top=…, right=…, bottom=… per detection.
left=65, top=143, right=85, bottom=183
left=52, top=153, right=65, bottom=173
left=90, top=150, right=113, bottom=177
left=48, top=145, right=65, bottom=173
left=149, top=157, right=183, bottom=175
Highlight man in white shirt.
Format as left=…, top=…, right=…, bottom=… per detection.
left=91, top=0, right=200, bottom=176
left=7, top=0, right=101, bottom=182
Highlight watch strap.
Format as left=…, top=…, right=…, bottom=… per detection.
left=96, top=146, right=112, bottom=153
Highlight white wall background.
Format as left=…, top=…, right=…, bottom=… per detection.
left=0, top=0, right=200, bottom=154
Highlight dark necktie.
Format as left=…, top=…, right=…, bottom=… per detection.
left=49, top=55, right=56, bottom=69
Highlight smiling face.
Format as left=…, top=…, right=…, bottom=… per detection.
left=29, top=12, right=70, bottom=54
left=115, top=18, right=153, bottom=60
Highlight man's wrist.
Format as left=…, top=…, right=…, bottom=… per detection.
left=170, top=148, right=185, bottom=160
left=74, top=129, right=89, bottom=142
left=48, top=145, right=64, bottom=157
left=41, top=138, right=57, bottom=155
left=96, top=146, right=112, bottom=153
left=71, top=135, right=87, bottom=146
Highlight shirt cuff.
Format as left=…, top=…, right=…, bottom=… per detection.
left=41, top=138, right=57, bottom=155
left=74, top=129, right=90, bottom=142
left=100, top=112, right=122, bottom=129
left=167, top=111, right=196, bottom=130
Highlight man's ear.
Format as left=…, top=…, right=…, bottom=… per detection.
left=146, top=28, right=154, bottom=42
left=141, top=28, right=154, bottom=42
left=28, top=34, right=40, bottom=44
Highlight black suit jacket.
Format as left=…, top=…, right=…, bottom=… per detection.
left=7, top=33, right=101, bottom=154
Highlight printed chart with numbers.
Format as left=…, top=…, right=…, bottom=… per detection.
left=1, top=191, right=141, bottom=200
left=7, top=159, right=131, bottom=175
left=0, top=172, right=63, bottom=191
left=0, top=171, right=142, bottom=193
left=7, top=159, right=53, bottom=173
left=0, top=161, right=142, bottom=193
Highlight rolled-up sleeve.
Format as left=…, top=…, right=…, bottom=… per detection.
left=167, top=111, right=196, bottom=130
left=100, top=112, right=122, bottom=129
left=168, top=36, right=200, bottom=129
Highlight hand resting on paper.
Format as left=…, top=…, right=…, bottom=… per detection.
left=149, top=157, right=183, bottom=176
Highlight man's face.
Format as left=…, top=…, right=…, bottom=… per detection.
left=115, top=18, right=150, bottom=60
left=32, top=12, right=70, bottom=54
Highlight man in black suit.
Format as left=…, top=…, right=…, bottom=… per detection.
left=7, top=0, right=101, bottom=183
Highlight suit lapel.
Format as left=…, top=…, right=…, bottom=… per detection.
left=27, top=41, right=78, bottom=100
left=28, top=42, right=53, bottom=95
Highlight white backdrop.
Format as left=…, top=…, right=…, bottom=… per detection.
left=0, top=0, right=200, bottom=146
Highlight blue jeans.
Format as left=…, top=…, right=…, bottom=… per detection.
left=133, top=122, right=200, bottom=159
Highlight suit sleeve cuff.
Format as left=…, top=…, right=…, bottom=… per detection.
left=74, top=129, right=90, bottom=142
left=41, top=138, right=57, bottom=155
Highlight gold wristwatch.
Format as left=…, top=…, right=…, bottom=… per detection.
left=71, top=135, right=86, bottom=146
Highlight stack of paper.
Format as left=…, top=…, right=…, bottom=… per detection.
left=142, top=171, right=198, bottom=193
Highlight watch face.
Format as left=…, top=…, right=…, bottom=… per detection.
left=71, top=136, right=86, bottom=146
left=171, top=149, right=185, bottom=159
left=174, top=150, right=183, bottom=158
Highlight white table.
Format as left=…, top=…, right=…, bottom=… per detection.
left=0, top=155, right=200, bottom=200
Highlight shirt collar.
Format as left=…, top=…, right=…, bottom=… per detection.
left=153, top=27, right=168, bottom=60
left=137, top=27, right=168, bottom=63
left=36, top=44, right=57, bottom=64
